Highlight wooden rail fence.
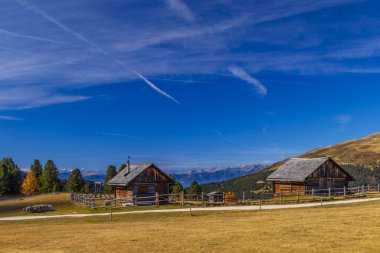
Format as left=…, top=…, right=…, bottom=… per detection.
left=71, top=184, right=380, bottom=208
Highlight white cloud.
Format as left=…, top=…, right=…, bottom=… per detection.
left=0, top=0, right=372, bottom=110
left=228, top=66, right=267, bottom=96
left=165, top=0, right=195, bottom=22
left=334, top=114, right=353, bottom=131
left=0, top=86, right=90, bottom=110
left=334, top=114, right=353, bottom=125
left=14, top=0, right=179, bottom=105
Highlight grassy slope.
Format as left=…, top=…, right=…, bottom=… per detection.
left=300, top=132, right=380, bottom=167
left=1, top=200, right=380, bottom=252
left=202, top=132, right=380, bottom=194
left=0, top=193, right=185, bottom=217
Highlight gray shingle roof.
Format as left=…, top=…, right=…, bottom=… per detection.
left=107, top=163, right=154, bottom=186
left=267, top=157, right=330, bottom=182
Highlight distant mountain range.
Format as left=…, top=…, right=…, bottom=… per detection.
left=201, top=132, right=380, bottom=196
left=59, top=171, right=106, bottom=183
left=58, top=164, right=266, bottom=187
left=169, top=164, right=266, bottom=187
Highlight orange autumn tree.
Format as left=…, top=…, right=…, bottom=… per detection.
left=22, top=170, right=38, bottom=195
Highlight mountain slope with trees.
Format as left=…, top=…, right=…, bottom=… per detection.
left=202, top=132, right=380, bottom=195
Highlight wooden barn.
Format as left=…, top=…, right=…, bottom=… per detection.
left=107, top=163, right=174, bottom=205
left=267, top=157, right=354, bottom=196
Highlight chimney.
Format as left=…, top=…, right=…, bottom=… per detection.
left=127, top=156, right=130, bottom=173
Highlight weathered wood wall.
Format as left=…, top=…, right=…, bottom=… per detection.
left=273, top=182, right=305, bottom=196
left=272, top=159, right=351, bottom=195
left=305, top=159, right=350, bottom=190
left=115, top=165, right=170, bottom=203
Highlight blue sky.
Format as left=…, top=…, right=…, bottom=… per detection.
left=1, top=0, right=380, bottom=171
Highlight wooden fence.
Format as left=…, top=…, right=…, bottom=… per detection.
left=71, top=192, right=113, bottom=208
left=71, top=184, right=380, bottom=208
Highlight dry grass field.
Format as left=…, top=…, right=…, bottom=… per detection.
left=0, top=193, right=185, bottom=217
left=0, top=199, right=379, bottom=253
left=0, top=193, right=79, bottom=217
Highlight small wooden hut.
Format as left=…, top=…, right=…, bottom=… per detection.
left=207, top=191, right=224, bottom=203
left=108, top=163, right=174, bottom=205
left=267, top=157, right=353, bottom=196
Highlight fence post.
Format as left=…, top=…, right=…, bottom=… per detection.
left=362, top=185, right=365, bottom=196
left=223, top=192, right=225, bottom=205
left=357, top=186, right=360, bottom=195
left=242, top=192, right=246, bottom=205
left=155, top=192, right=160, bottom=206
left=328, top=187, right=331, bottom=199
left=367, top=185, right=370, bottom=192
left=181, top=191, right=184, bottom=206
left=279, top=192, right=282, bottom=204
left=259, top=199, right=262, bottom=211
left=312, top=188, right=314, bottom=201
left=343, top=186, right=346, bottom=198
left=296, top=191, right=299, bottom=203
left=201, top=191, right=204, bottom=205
left=110, top=202, right=113, bottom=221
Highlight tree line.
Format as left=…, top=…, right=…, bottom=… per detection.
left=0, top=158, right=62, bottom=196
left=0, top=158, right=92, bottom=196
left=0, top=158, right=201, bottom=196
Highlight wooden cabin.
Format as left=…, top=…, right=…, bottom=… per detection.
left=107, top=163, right=174, bottom=205
left=267, top=157, right=353, bottom=196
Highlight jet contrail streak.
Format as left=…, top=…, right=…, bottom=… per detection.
left=14, top=0, right=180, bottom=104
left=14, top=0, right=106, bottom=55
left=131, top=70, right=180, bottom=104
left=0, top=28, right=66, bottom=45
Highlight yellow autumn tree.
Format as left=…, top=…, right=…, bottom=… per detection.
left=22, top=170, right=38, bottom=196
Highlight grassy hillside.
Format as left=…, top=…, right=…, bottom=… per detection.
left=1, top=201, right=380, bottom=252
left=202, top=132, right=380, bottom=194
left=300, top=132, right=380, bottom=168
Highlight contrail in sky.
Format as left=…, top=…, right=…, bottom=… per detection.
left=228, top=66, right=267, bottom=96
left=132, top=70, right=180, bottom=104
left=0, top=28, right=66, bottom=45
left=14, top=0, right=180, bottom=104
left=13, top=0, right=104, bottom=53
left=215, top=130, right=234, bottom=144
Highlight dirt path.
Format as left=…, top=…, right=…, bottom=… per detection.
left=1, top=197, right=379, bottom=221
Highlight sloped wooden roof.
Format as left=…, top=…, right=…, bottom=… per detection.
left=107, top=163, right=172, bottom=187
left=267, top=157, right=351, bottom=182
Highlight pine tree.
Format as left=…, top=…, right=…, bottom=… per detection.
left=66, top=168, right=85, bottom=192
left=169, top=175, right=184, bottom=194
left=82, top=181, right=92, bottom=193
left=171, top=182, right=184, bottom=194
left=0, top=163, right=10, bottom=196
left=118, top=163, right=127, bottom=173
left=187, top=181, right=202, bottom=196
left=22, top=170, right=38, bottom=195
left=30, top=159, right=43, bottom=179
left=39, top=160, right=60, bottom=193
left=104, top=165, right=117, bottom=193
left=30, top=159, right=43, bottom=191
left=0, top=158, right=22, bottom=195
